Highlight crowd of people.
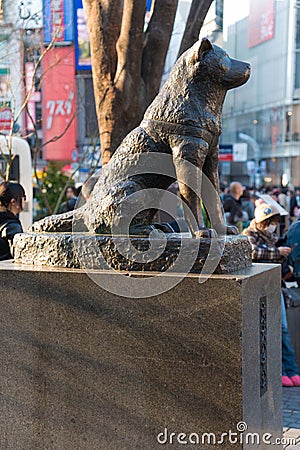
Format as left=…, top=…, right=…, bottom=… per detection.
left=222, top=180, right=300, bottom=387
left=221, top=181, right=298, bottom=232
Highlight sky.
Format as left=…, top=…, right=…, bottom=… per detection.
left=223, top=0, right=250, bottom=38
left=224, top=0, right=250, bottom=26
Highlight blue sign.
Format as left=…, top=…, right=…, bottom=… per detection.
left=146, top=0, right=152, bottom=11
left=43, top=0, right=74, bottom=44
left=74, top=0, right=91, bottom=71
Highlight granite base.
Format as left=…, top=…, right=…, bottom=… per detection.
left=0, top=262, right=281, bottom=449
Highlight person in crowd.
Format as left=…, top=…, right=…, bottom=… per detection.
left=286, top=217, right=300, bottom=287
left=264, top=186, right=273, bottom=195
left=270, top=187, right=288, bottom=236
left=59, top=186, right=78, bottom=213
left=290, top=187, right=300, bottom=220
left=240, top=188, right=255, bottom=221
left=286, top=188, right=294, bottom=214
left=271, top=187, right=280, bottom=203
left=0, top=181, right=25, bottom=260
left=223, top=181, right=249, bottom=229
left=81, top=175, right=99, bottom=201
left=278, top=188, right=289, bottom=211
left=219, top=182, right=228, bottom=202
left=243, top=202, right=300, bottom=387
left=73, top=175, right=100, bottom=210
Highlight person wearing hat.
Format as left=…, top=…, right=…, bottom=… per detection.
left=243, top=203, right=300, bottom=387
left=244, top=202, right=291, bottom=260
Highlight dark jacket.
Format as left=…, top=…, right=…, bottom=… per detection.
left=223, top=194, right=247, bottom=225
left=0, top=211, right=23, bottom=260
left=59, top=197, right=77, bottom=214
left=286, top=219, right=300, bottom=277
left=290, top=194, right=300, bottom=217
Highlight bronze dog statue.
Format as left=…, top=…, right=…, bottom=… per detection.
left=31, top=38, right=250, bottom=236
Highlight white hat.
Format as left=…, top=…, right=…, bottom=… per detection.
left=254, top=203, right=281, bottom=223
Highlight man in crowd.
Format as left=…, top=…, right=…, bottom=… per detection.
left=223, top=181, right=249, bottom=229
left=59, top=186, right=78, bottom=214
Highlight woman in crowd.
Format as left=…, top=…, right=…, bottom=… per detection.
left=0, top=181, right=25, bottom=260
left=243, top=202, right=300, bottom=387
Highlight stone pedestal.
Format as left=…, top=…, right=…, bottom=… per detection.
left=0, top=262, right=281, bottom=449
left=14, top=232, right=252, bottom=273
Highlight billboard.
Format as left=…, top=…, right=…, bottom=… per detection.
left=248, top=0, right=275, bottom=48
left=43, top=0, right=74, bottom=44
left=0, top=67, right=10, bottom=100
left=74, top=0, right=154, bottom=70
left=74, top=0, right=91, bottom=70
left=219, top=144, right=233, bottom=162
left=219, top=143, right=248, bottom=162
left=25, top=62, right=41, bottom=131
left=0, top=107, right=12, bottom=133
left=18, top=0, right=43, bottom=29
left=0, top=66, right=12, bottom=133
left=42, top=47, right=77, bottom=161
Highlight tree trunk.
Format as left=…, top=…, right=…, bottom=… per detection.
left=82, top=0, right=123, bottom=162
left=97, top=84, right=139, bottom=164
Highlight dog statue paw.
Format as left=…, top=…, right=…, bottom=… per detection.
left=194, top=228, right=218, bottom=239
left=226, top=225, right=239, bottom=235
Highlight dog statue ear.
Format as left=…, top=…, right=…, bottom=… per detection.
left=199, top=38, right=213, bottom=57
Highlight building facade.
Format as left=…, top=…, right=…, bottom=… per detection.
left=42, top=0, right=99, bottom=167
left=0, top=0, right=99, bottom=174
left=220, top=0, right=300, bottom=188
left=0, top=0, right=43, bottom=139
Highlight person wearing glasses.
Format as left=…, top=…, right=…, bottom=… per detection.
left=0, top=181, right=25, bottom=260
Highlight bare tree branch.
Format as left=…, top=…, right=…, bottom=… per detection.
left=15, top=37, right=56, bottom=123
left=142, top=0, right=178, bottom=105
left=42, top=110, right=77, bottom=147
left=26, top=103, right=53, bottom=214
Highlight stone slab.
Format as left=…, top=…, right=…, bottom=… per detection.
left=13, top=232, right=252, bottom=273
left=0, top=262, right=281, bottom=449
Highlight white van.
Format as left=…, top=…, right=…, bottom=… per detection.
left=0, top=136, right=33, bottom=230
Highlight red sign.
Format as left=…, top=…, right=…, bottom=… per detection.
left=0, top=107, right=12, bottom=132
left=248, top=0, right=275, bottom=48
left=219, top=154, right=233, bottom=162
left=42, top=47, right=77, bottom=161
left=219, top=145, right=233, bottom=162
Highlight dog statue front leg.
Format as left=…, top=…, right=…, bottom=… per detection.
left=202, top=138, right=238, bottom=236
left=172, top=137, right=213, bottom=237
left=177, top=180, right=206, bottom=234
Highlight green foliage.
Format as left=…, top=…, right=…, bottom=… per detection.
left=35, top=162, right=70, bottom=216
